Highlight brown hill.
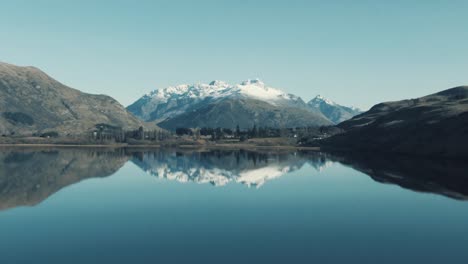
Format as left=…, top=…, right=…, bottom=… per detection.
left=0, top=62, right=144, bottom=136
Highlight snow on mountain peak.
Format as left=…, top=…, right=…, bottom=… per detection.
left=209, top=80, right=230, bottom=87
left=146, top=81, right=229, bottom=100
left=312, top=94, right=337, bottom=106
left=237, top=79, right=290, bottom=101
left=144, top=79, right=295, bottom=103
left=311, top=95, right=361, bottom=112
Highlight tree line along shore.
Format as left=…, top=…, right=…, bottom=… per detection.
left=0, top=124, right=340, bottom=148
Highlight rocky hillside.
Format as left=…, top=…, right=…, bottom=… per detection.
left=0, top=62, right=144, bottom=136
left=322, top=86, right=468, bottom=158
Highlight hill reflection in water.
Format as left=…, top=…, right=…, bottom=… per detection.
left=0, top=148, right=467, bottom=211
left=0, top=148, right=129, bottom=211
left=329, top=152, right=468, bottom=200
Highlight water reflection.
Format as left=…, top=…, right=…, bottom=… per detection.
left=0, top=148, right=128, bottom=210
left=329, top=152, right=468, bottom=200
left=130, top=149, right=331, bottom=187
left=0, top=148, right=466, bottom=211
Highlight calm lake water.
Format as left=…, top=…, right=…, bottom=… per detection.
left=0, top=148, right=467, bottom=264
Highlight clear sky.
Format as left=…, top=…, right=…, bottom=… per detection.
left=1, top=0, right=467, bottom=109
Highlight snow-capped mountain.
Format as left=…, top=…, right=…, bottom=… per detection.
left=307, top=95, right=362, bottom=124
left=128, top=79, right=306, bottom=122
left=128, top=79, right=333, bottom=129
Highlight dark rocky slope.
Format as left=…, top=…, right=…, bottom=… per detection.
left=321, top=86, right=468, bottom=158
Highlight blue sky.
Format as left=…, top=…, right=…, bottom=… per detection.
left=1, top=0, right=467, bottom=109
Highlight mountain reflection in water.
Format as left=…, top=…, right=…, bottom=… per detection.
left=0, top=148, right=467, bottom=211
left=130, top=149, right=332, bottom=187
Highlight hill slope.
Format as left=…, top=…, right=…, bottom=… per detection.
left=322, top=86, right=468, bottom=158
left=0, top=62, right=144, bottom=136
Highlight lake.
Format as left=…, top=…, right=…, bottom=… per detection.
left=0, top=148, right=467, bottom=263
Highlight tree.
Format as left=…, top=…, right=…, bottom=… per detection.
left=251, top=125, right=258, bottom=138
left=235, top=125, right=240, bottom=138
left=194, top=128, right=201, bottom=140
left=215, top=127, right=223, bottom=140
left=176, top=127, right=192, bottom=136
left=258, top=127, right=267, bottom=138
left=138, top=126, right=145, bottom=140
left=223, top=128, right=233, bottom=135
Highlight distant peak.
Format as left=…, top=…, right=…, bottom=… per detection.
left=313, top=95, right=335, bottom=104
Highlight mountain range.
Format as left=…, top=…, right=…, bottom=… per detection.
left=0, top=62, right=145, bottom=136
left=5, top=61, right=467, bottom=160
left=128, top=79, right=361, bottom=130
left=0, top=61, right=361, bottom=135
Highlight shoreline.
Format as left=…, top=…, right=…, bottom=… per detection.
left=0, top=143, right=320, bottom=151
